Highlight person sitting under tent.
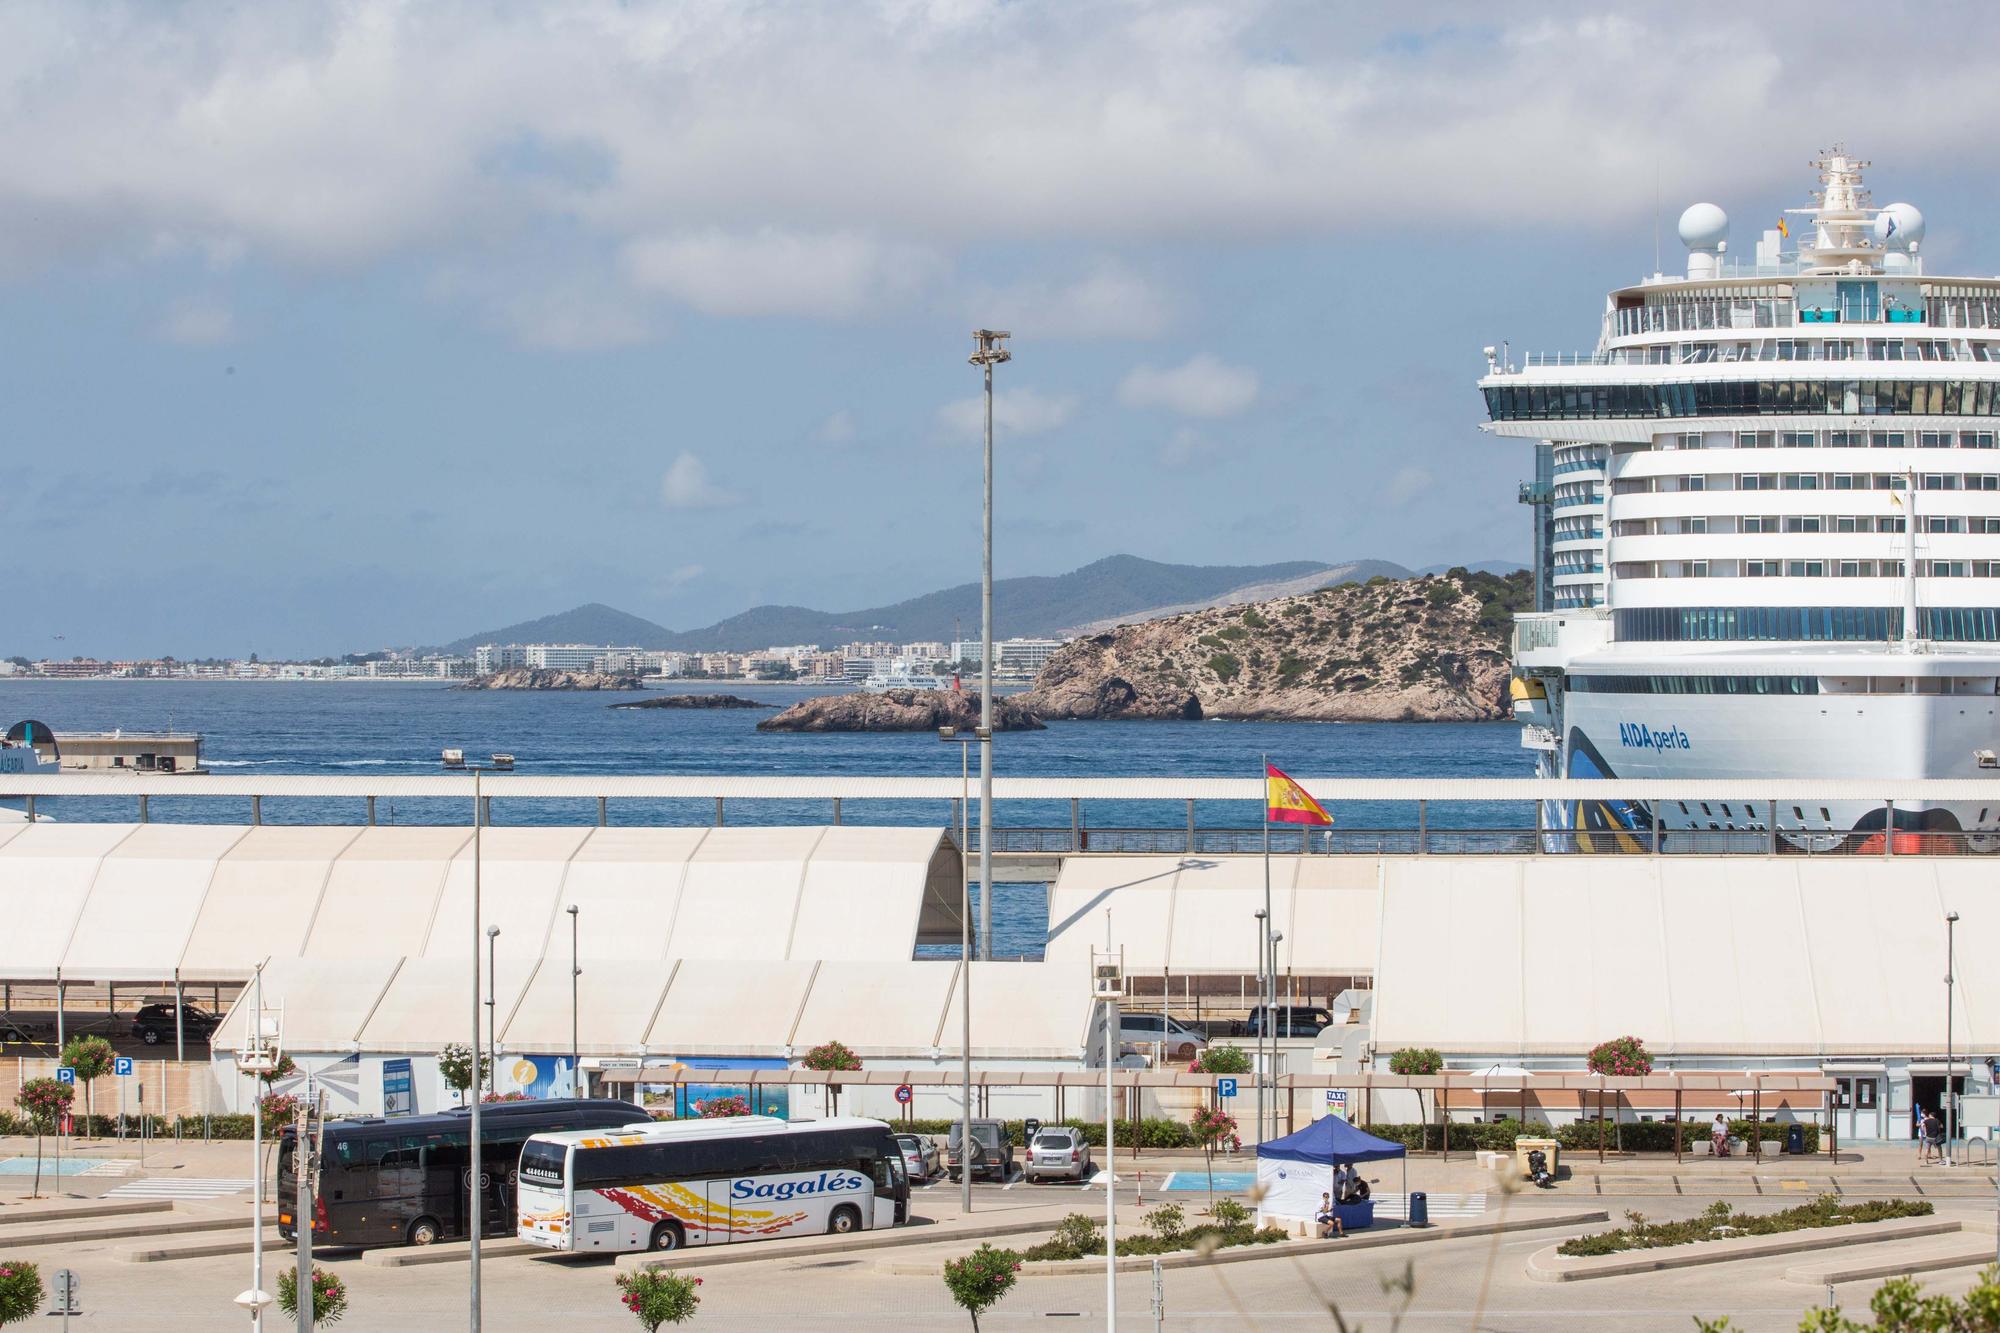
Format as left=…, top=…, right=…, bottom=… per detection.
left=1315, top=1192, right=1344, bottom=1239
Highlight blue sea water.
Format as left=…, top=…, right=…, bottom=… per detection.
left=0, top=680, right=1533, bottom=957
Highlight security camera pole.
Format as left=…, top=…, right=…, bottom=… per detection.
left=968, top=329, right=1010, bottom=962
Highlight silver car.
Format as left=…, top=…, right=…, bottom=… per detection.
left=894, top=1132, right=940, bottom=1182
left=1024, top=1126, right=1094, bottom=1183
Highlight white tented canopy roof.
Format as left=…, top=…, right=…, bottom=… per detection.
left=300, top=827, right=468, bottom=960
left=210, top=957, right=403, bottom=1055
left=941, top=961, right=1092, bottom=1060
left=789, top=961, right=961, bottom=1058
left=646, top=959, right=816, bottom=1056
left=0, top=822, right=138, bottom=980
left=503, top=957, right=672, bottom=1056
left=789, top=827, right=956, bottom=961
left=668, top=827, right=827, bottom=959
left=1045, top=855, right=1379, bottom=975
left=554, top=827, right=708, bottom=961
left=63, top=824, right=250, bottom=980
left=1374, top=856, right=2000, bottom=1057
left=360, top=956, right=535, bottom=1055
left=424, top=827, right=589, bottom=962
left=181, top=826, right=364, bottom=977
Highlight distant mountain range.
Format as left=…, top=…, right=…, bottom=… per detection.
left=438, top=554, right=1525, bottom=655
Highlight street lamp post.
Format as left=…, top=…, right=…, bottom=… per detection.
left=968, top=329, right=1010, bottom=962
left=486, top=925, right=501, bottom=1097
left=1267, top=928, right=1284, bottom=1143
left=443, top=748, right=513, bottom=1333
left=1947, top=910, right=1960, bottom=1166
left=940, top=725, right=987, bottom=1213
left=1252, top=909, right=1267, bottom=1146
left=568, top=905, right=581, bottom=1098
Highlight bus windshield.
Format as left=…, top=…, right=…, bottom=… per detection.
left=519, top=1140, right=567, bottom=1186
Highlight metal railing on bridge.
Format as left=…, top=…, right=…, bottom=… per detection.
left=973, top=826, right=1997, bottom=858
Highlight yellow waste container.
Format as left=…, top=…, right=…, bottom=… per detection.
left=1514, top=1137, right=1560, bottom=1180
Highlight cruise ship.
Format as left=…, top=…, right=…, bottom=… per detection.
left=1482, top=150, right=2000, bottom=848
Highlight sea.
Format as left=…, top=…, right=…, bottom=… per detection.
left=0, top=680, right=1533, bottom=957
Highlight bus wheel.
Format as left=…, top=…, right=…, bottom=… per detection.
left=407, top=1217, right=441, bottom=1247
left=827, top=1205, right=861, bottom=1235
left=649, top=1222, right=685, bottom=1252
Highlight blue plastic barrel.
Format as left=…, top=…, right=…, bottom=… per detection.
left=1407, top=1191, right=1429, bottom=1227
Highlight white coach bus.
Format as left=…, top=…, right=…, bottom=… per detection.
left=516, top=1115, right=911, bottom=1253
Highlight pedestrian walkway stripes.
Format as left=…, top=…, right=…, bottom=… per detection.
left=103, top=1178, right=254, bottom=1200
left=1373, top=1192, right=1487, bottom=1219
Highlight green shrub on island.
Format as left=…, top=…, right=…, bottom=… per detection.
left=276, top=1265, right=348, bottom=1325
left=1018, top=1209, right=1284, bottom=1263
left=1559, top=1196, right=1931, bottom=1258
left=0, top=1260, right=43, bottom=1326
left=57, top=1036, right=114, bottom=1128
left=615, top=1271, right=701, bottom=1329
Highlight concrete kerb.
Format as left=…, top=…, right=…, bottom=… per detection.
left=0, top=1198, right=173, bottom=1225
left=116, top=1228, right=283, bottom=1264
left=1526, top=1215, right=1965, bottom=1283
left=1784, top=1230, right=2000, bottom=1285
left=365, top=1240, right=541, bottom=1268
left=613, top=1214, right=1068, bottom=1274
left=875, top=1208, right=1612, bottom=1278
left=0, top=1211, right=249, bottom=1248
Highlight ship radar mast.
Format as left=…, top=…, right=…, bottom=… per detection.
left=1788, top=146, right=1907, bottom=273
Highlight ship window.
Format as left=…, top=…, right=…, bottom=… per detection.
left=1793, top=806, right=1804, bottom=821
left=1700, top=803, right=1712, bottom=817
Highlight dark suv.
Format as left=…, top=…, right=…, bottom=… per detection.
left=133, top=1003, right=220, bottom=1046
left=944, top=1119, right=1015, bottom=1182
left=1244, top=1006, right=1335, bottom=1038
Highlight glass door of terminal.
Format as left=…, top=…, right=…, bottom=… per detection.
left=1835, top=1076, right=1881, bottom=1141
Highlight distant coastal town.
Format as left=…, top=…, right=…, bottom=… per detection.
left=0, top=636, right=1066, bottom=684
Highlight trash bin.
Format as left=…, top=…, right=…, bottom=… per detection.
left=1785, top=1124, right=1804, bottom=1156
left=1407, top=1191, right=1429, bottom=1227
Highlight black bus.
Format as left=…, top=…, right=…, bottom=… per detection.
left=278, top=1098, right=654, bottom=1248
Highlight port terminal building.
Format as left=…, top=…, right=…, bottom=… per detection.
left=0, top=773, right=1990, bottom=1144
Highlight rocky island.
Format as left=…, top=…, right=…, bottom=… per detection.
left=757, top=688, right=1046, bottom=732
left=608, top=693, right=772, bottom=710
left=1013, top=569, right=1531, bottom=722
left=454, top=668, right=645, bottom=691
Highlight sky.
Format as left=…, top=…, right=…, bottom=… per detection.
left=7, top=1, right=2000, bottom=659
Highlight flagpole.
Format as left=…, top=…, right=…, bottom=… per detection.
left=1260, top=752, right=1272, bottom=1147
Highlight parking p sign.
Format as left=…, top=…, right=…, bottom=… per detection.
left=114, top=1056, right=134, bottom=1077
left=56, top=1066, right=75, bottom=1084
left=1217, top=1077, right=1238, bottom=1099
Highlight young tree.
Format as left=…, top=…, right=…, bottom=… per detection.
left=276, top=1266, right=348, bottom=1325
left=942, top=1245, right=1021, bottom=1331
left=57, top=1036, right=114, bottom=1133
left=1189, top=1106, right=1238, bottom=1211
left=801, top=1040, right=862, bottom=1114
left=13, top=1079, right=74, bottom=1198
left=615, top=1271, right=702, bottom=1329
left=438, top=1043, right=488, bottom=1106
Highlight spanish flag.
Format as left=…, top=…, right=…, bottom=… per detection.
left=1265, top=763, right=1332, bottom=826
left=1777, top=217, right=1790, bottom=240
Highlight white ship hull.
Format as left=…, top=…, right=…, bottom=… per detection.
left=1530, top=669, right=2000, bottom=848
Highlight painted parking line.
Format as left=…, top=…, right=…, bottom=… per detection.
left=103, top=1177, right=254, bottom=1200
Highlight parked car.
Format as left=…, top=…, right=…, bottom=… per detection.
left=1118, top=1012, right=1208, bottom=1061
left=0, top=1018, right=49, bottom=1048
left=132, top=1002, right=220, bottom=1046
left=1024, top=1125, right=1094, bottom=1183
left=894, top=1132, right=940, bottom=1182
left=1243, top=1006, right=1335, bottom=1038
left=944, top=1119, right=1015, bottom=1182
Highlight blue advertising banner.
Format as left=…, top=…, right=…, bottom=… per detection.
left=642, top=1057, right=789, bottom=1119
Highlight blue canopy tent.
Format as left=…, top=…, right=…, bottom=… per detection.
left=1255, top=1116, right=1407, bottom=1228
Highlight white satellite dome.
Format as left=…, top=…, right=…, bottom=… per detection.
left=1875, top=202, right=1925, bottom=248
left=1678, top=202, right=1729, bottom=250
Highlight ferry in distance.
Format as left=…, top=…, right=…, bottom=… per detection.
left=856, top=662, right=956, bottom=693
left=1482, top=149, right=2000, bottom=850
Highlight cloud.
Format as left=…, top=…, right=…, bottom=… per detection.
left=1159, top=426, right=1219, bottom=469
left=656, top=562, right=704, bottom=593
left=1386, top=465, right=1433, bottom=507
left=0, top=5, right=1974, bottom=294
left=937, top=387, right=1078, bottom=439
left=156, top=300, right=234, bottom=345
left=431, top=264, right=656, bottom=350
left=1118, top=354, right=1259, bottom=418
left=623, top=229, right=939, bottom=319
left=814, top=410, right=857, bottom=444
left=659, top=452, right=740, bottom=509
left=969, top=261, right=1177, bottom=340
